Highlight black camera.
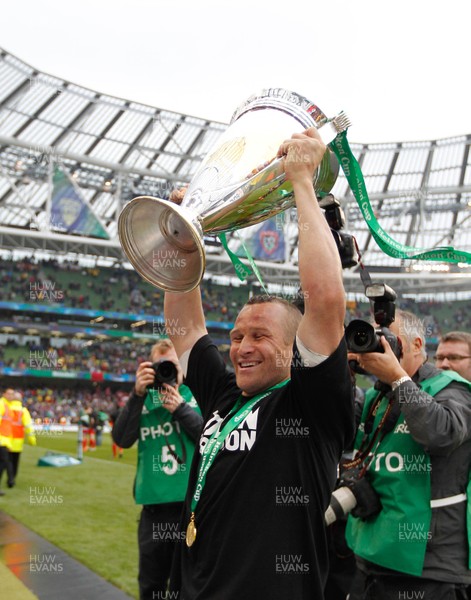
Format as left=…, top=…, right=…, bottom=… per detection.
left=346, top=320, right=399, bottom=355
left=325, top=465, right=382, bottom=526
left=319, top=194, right=358, bottom=270
left=345, top=284, right=402, bottom=369
left=148, top=360, right=178, bottom=390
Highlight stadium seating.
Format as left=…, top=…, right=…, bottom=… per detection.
left=1, top=255, right=469, bottom=420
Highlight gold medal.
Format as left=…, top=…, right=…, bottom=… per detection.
left=186, top=512, right=197, bottom=547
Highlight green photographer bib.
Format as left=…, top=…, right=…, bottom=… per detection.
left=346, top=371, right=471, bottom=575
left=135, top=384, right=200, bottom=505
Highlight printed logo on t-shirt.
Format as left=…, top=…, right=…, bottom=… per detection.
left=394, top=422, right=410, bottom=434
left=140, top=420, right=180, bottom=441
left=199, top=408, right=260, bottom=454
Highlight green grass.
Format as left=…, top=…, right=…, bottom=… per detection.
left=0, top=562, right=39, bottom=600
left=0, top=433, right=140, bottom=599
left=36, top=430, right=138, bottom=466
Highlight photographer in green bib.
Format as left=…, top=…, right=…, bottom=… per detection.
left=344, top=309, right=471, bottom=600
left=112, top=339, right=203, bottom=600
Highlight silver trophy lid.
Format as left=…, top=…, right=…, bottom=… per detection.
left=230, top=88, right=330, bottom=131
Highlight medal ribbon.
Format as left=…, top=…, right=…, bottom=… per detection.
left=190, top=378, right=290, bottom=514
left=328, top=131, right=471, bottom=264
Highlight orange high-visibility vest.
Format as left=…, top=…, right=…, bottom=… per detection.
left=0, top=398, right=13, bottom=450
left=7, top=400, right=36, bottom=452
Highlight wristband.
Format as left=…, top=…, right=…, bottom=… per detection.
left=391, top=375, right=412, bottom=391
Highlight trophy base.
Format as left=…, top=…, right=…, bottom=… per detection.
left=118, top=196, right=205, bottom=293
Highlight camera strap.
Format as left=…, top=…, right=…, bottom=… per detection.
left=151, top=390, right=187, bottom=465
left=353, top=239, right=378, bottom=319
left=343, top=387, right=401, bottom=476
left=159, top=420, right=187, bottom=465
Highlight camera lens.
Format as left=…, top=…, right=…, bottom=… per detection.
left=353, top=329, right=371, bottom=348
left=345, top=320, right=377, bottom=353
left=151, top=360, right=178, bottom=389
left=325, top=487, right=357, bottom=526
left=157, top=361, right=175, bottom=380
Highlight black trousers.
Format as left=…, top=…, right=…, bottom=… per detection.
left=138, top=503, right=184, bottom=600
left=8, top=451, right=20, bottom=480
left=324, top=519, right=357, bottom=600
left=0, top=446, right=14, bottom=488
left=349, top=570, right=469, bottom=600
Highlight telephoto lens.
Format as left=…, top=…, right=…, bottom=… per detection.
left=325, top=486, right=357, bottom=526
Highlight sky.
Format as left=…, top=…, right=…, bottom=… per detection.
left=0, top=0, right=469, bottom=144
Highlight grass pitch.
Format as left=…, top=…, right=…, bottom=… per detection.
left=0, top=432, right=140, bottom=599
left=0, top=561, right=39, bottom=600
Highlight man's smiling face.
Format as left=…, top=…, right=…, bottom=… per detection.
left=229, top=302, right=293, bottom=396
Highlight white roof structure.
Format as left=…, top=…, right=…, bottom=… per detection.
left=0, top=47, right=470, bottom=297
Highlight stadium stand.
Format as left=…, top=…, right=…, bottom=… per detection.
left=0, top=45, right=469, bottom=421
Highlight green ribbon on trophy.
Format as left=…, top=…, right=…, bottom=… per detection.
left=222, top=128, right=471, bottom=286
left=218, top=232, right=269, bottom=293
left=328, top=130, right=471, bottom=264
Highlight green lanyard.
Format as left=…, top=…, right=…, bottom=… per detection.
left=329, top=131, right=471, bottom=264
left=185, top=378, right=290, bottom=547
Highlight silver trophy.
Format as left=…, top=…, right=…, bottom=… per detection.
left=118, top=88, right=347, bottom=292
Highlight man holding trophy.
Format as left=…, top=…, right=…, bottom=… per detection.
left=118, top=89, right=354, bottom=598
left=161, top=126, right=353, bottom=598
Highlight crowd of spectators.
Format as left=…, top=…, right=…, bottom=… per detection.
left=16, top=385, right=128, bottom=425
left=0, top=340, right=152, bottom=375
left=3, top=256, right=469, bottom=331
left=0, top=255, right=469, bottom=426
left=0, top=257, right=238, bottom=320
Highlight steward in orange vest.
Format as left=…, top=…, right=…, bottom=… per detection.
left=6, top=391, right=36, bottom=487
left=0, top=389, right=14, bottom=493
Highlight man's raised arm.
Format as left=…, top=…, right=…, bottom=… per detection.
left=278, top=128, right=345, bottom=356
left=164, top=287, right=208, bottom=358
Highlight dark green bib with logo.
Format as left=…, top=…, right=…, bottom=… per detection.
left=135, top=384, right=200, bottom=505
left=346, top=370, right=471, bottom=575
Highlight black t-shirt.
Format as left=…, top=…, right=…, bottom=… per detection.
left=170, top=334, right=354, bottom=600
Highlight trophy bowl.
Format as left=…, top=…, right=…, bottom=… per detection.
left=118, top=88, right=341, bottom=292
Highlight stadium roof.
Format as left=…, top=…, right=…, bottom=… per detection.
left=0, top=47, right=470, bottom=297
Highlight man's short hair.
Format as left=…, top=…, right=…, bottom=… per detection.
left=396, top=309, right=427, bottom=359
left=244, top=295, right=302, bottom=344
left=151, top=339, right=174, bottom=358
left=440, top=331, right=471, bottom=353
